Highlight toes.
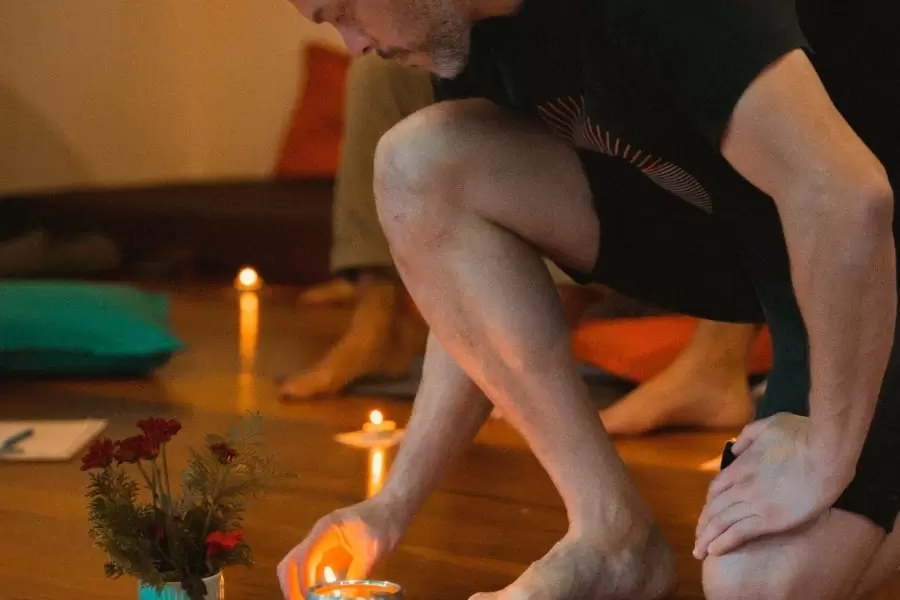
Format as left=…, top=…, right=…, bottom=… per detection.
left=278, top=372, right=335, bottom=400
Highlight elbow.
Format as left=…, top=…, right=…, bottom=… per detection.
left=802, top=168, right=894, bottom=245
left=854, top=172, right=894, bottom=236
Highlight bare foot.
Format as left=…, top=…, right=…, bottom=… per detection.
left=299, top=277, right=358, bottom=306
left=281, top=281, right=418, bottom=400
left=599, top=359, right=754, bottom=436
left=599, top=321, right=761, bottom=436
left=470, top=527, right=676, bottom=600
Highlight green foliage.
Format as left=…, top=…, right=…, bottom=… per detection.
left=83, top=413, right=290, bottom=600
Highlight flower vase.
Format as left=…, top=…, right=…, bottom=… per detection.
left=138, top=572, right=224, bottom=600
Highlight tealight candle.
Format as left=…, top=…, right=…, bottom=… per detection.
left=361, top=410, right=396, bottom=437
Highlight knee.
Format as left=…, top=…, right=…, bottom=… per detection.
left=373, top=103, right=471, bottom=252
left=702, top=554, right=797, bottom=600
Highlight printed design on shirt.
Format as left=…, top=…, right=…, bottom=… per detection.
left=537, top=95, right=713, bottom=213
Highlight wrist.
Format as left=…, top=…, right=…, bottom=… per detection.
left=808, top=421, right=859, bottom=493
left=371, top=484, right=420, bottom=530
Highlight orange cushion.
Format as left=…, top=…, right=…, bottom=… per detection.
left=572, top=316, right=773, bottom=383
left=275, top=44, right=350, bottom=179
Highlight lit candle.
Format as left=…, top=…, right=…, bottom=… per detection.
left=361, top=410, right=396, bottom=437
left=234, top=266, right=263, bottom=292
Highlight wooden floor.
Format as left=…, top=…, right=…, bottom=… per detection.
left=1, top=284, right=897, bottom=599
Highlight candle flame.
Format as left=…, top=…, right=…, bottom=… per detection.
left=369, top=410, right=383, bottom=426
left=238, top=267, right=259, bottom=288
left=323, top=565, right=337, bottom=583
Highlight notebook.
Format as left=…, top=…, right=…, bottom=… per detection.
left=0, top=419, right=108, bottom=462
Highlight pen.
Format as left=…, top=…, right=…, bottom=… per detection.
left=1, top=428, right=34, bottom=453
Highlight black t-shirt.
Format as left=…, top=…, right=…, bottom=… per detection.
left=430, top=0, right=895, bottom=323
left=432, top=0, right=810, bottom=217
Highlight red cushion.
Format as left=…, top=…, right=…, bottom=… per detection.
left=275, top=44, right=350, bottom=179
left=572, top=316, right=773, bottom=383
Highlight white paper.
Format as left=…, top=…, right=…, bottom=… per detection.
left=0, top=419, right=108, bottom=462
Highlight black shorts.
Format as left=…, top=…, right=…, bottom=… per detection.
left=559, top=149, right=900, bottom=534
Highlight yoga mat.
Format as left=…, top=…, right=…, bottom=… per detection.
left=345, top=359, right=630, bottom=409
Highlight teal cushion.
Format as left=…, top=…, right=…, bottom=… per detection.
left=0, top=281, right=184, bottom=377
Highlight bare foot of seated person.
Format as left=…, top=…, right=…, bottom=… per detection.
left=298, top=277, right=359, bottom=306
left=492, top=317, right=758, bottom=434
left=287, top=272, right=600, bottom=401
left=280, top=272, right=427, bottom=400
left=599, top=320, right=758, bottom=436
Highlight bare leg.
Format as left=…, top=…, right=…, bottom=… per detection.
left=280, top=270, right=424, bottom=399
left=852, top=515, right=900, bottom=599
left=375, top=99, right=675, bottom=599
left=600, top=321, right=758, bottom=435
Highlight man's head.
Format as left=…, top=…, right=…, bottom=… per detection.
left=290, top=0, right=474, bottom=77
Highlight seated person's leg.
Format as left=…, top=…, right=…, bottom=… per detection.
left=375, top=99, right=676, bottom=599
left=281, top=54, right=433, bottom=399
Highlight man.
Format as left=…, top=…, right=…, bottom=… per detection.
left=282, top=53, right=763, bottom=439
left=278, top=0, right=900, bottom=598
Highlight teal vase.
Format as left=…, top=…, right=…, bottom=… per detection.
left=138, top=572, right=223, bottom=600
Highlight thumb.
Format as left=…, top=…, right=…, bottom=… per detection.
left=346, top=548, right=377, bottom=581
left=732, top=415, right=776, bottom=455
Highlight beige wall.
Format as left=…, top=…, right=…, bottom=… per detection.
left=0, top=0, right=344, bottom=195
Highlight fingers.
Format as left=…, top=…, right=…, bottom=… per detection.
left=707, top=456, right=754, bottom=499
left=706, top=517, right=767, bottom=557
left=731, top=415, right=776, bottom=455
left=347, top=551, right=374, bottom=581
left=693, top=500, right=754, bottom=559
left=277, top=554, right=304, bottom=600
left=277, top=521, right=333, bottom=599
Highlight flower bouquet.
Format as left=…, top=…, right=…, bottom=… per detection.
left=81, top=413, right=289, bottom=600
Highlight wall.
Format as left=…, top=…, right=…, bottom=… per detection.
left=0, top=0, right=344, bottom=195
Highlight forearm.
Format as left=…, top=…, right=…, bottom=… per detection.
left=378, top=332, right=492, bottom=523
left=785, top=187, right=896, bottom=474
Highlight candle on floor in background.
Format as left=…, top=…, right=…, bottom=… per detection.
left=234, top=266, right=263, bottom=292
left=333, top=409, right=404, bottom=448
left=366, top=448, right=385, bottom=498
left=362, top=410, right=396, bottom=438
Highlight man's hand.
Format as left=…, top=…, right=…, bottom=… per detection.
left=693, top=413, right=852, bottom=559
left=277, top=498, right=407, bottom=599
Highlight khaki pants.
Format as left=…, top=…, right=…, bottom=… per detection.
left=330, top=54, right=573, bottom=285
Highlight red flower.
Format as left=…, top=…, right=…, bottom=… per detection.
left=206, top=531, right=243, bottom=557
left=81, top=438, right=115, bottom=471
left=147, top=521, right=166, bottom=542
left=210, top=442, right=238, bottom=465
left=114, top=435, right=158, bottom=464
left=137, top=418, right=182, bottom=447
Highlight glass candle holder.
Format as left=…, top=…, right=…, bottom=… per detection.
left=306, top=580, right=404, bottom=600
